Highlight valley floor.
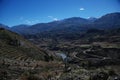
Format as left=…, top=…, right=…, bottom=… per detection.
left=1, top=46, right=120, bottom=80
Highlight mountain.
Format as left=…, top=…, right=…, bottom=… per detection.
left=61, top=17, right=91, bottom=24
left=10, top=12, right=120, bottom=39
left=88, top=17, right=97, bottom=22
left=10, top=17, right=92, bottom=35
left=0, top=26, right=48, bottom=61
left=0, top=23, right=9, bottom=29
left=11, top=24, right=30, bottom=34
left=93, top=12, right=120, bottom=29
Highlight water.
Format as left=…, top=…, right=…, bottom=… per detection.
left=56, top=53, right=67, bottom=60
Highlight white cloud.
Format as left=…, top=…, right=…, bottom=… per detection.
left=24, top=19, right=40, bottom=24
left=80, top=8, right=85, bottom=11
left=48, top=16, right=59, bottom=21
left=53, top=18, right=58, bottom=21
left=19, top=16, right=40, bottom=24
left=48, top=16, right=53, bottom=18
left=87, top=17, right=90, bottom=19
left=25, top=20, right=32, bottom=24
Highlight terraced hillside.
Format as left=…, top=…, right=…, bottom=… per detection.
left=0, top=27, right=48, bottom=61
left=0, top=27, right=64, bottom=80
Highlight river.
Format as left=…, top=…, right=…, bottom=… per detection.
left=56, top=53, right=67, bottom=60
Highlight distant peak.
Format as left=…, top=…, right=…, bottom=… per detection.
left=100, top=12, right=120, bottom=19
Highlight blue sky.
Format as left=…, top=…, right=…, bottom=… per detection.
left=0, top=0, right=120, bottom=27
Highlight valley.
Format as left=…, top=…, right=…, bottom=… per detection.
left=0, top=12, right=120, bottom=80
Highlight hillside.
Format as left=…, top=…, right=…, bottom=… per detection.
left=0, top=27, right=63, bottom=80
left=0, top=27, right=48, bottom=61
left=1, top=12, right=120, bottom=80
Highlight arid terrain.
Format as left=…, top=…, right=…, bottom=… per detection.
left=0, top=12, right=120, bottom=80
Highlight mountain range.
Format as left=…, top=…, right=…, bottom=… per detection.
left=1, top=12, right=120, bottom=39
left=11, top=12, right=120, bottom=35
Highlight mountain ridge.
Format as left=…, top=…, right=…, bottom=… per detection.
left=0, top=12, right=119, bottom=36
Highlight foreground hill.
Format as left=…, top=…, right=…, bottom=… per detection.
left=0, top=27, right=48, bottom=61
